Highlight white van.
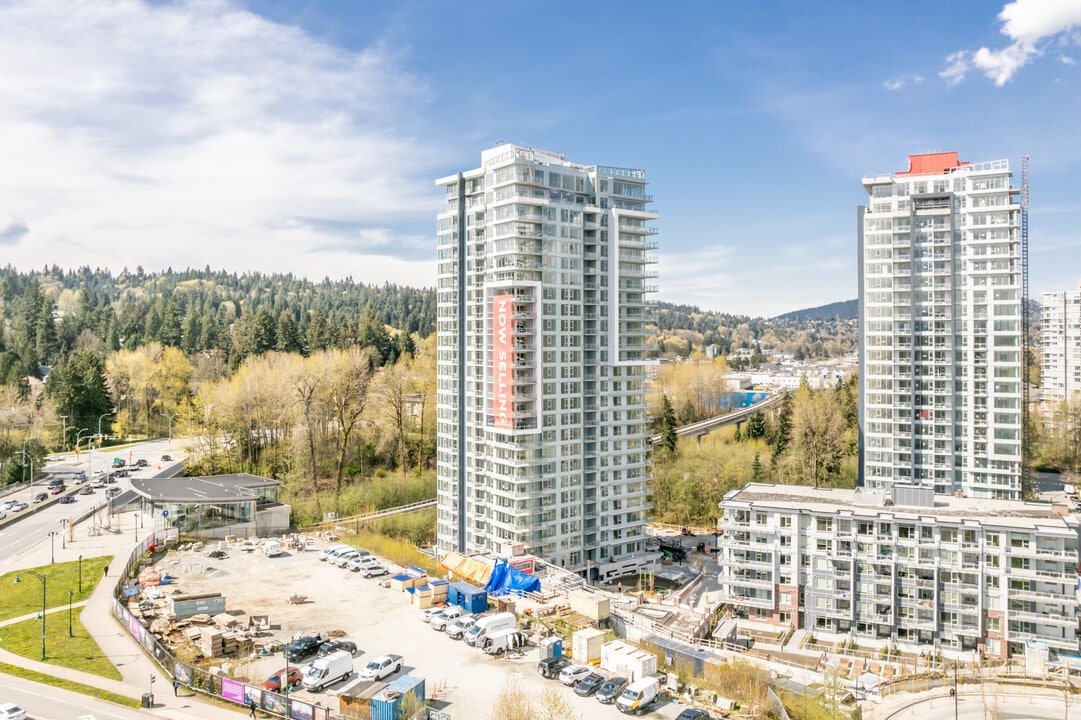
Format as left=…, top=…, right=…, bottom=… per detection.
left=301, top=650, right=353, bottom=691
left=481, top=629, right=527, bottom=656
left=616, top=676, right=660, bottom=714
left=464, top=612, right=516, bottom=647
left=262, top=540, right=283, bottom=557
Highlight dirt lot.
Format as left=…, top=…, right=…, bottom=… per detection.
left=154, top=539, right=685, bottom=720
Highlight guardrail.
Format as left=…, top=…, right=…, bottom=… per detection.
left=299, top=498, right=437, bottom=533
left=650, top=391, right=787, bottom=445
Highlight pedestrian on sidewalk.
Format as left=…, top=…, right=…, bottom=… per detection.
left=172, top=677, right=180, bottom=696
left=249, top=699, right=257, bottom=718
left=103, top=565, right=109, bottom=577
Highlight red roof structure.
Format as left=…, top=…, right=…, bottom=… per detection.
left=896, top=152, right=969, bottom=176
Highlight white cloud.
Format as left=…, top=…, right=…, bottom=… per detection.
left=0, top=0, right=442, bottom=282
left=883, top=74, right=924, bottom=92
left=1061, top=55, right=1077, bottom=65
left=941, top=0, right=1081, bottom=85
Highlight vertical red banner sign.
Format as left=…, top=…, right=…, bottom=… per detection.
left=492, top=294, right=514, bottom=429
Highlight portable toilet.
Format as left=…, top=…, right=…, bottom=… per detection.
left=539, top=636, right=563, bottom=660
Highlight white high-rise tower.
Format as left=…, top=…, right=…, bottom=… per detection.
left=1042, top=285, right=1081, bottom=407
left=435, top=144, right=658, bottom=578
left=858, top=152, right=1023, bottom=499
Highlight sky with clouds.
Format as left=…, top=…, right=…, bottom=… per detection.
left=1, top=0, right=1079, bottom=316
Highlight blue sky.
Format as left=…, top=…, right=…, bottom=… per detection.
left=1, top=1, right=1079, bottom=316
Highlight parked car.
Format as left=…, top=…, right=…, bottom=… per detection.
left=286, top=635, right=324, bottom=659
left=359, top=654, right=402, bottom=681
left=617, top=676, right=661, bottom=714
left=346, top=554, right=380, bottom=572
left=430, top=607, right=465, bottom=631
left=58, top=495, right=76, bottom=504
left=445, top=616, right=476, bottom=640
left=675, top=710, right=714, bottom=720
left=318, top=544, right=352, bottom=562
left=595, top=676, right=629, bottom=704
left=420, top=606, right=447, bottom=623
left=32, top=492, right=48, bottom=503
left=261, top=666, right=303, bottom=691
left=538, top=655, right=571, bottom=679
left=559, top=664, right=592, bottom=686
left=574, top=672, right=606, bottom=696
left=0, top=703, right=27, bottom=720
left=317, top=639, right=357, bottom=657
left=334, top=550, right=364, bottom=568
left=360, top=564, right=389, bottom=578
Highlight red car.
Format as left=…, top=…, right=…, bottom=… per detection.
left=262, top=667, right=302, bottom=692
left=50, top=484, right=66, bottom=495
left=32, top=492, right=48, bottom=503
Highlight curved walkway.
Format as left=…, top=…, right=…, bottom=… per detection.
left=0, top=509, right=246, bottom=719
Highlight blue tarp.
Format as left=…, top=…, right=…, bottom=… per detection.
left=484, top=558, right=540, bottom=596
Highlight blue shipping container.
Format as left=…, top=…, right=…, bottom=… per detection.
left=370, top=675, right=426, bottom=720
left=459, top=586, right=488, bottom=614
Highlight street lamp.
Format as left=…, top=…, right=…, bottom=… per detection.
left=16, top=450, right=33, bottom=497
left=78, top=555, right=83, bottom=593
left=13, top=572, right=47, bottom=661
left=48, top=531, right=57, bottom=564
left=68, top=590, right=73, bottom=637
left=284, top=637, right=293, bottom=697
left=97, top=411, right=114, bottom=448
left=74, top=428, right=90, bottom=458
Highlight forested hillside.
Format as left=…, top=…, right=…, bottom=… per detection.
left=649, top=301, right=857, bottom=360
left=0, top=266, right=435, bottom=384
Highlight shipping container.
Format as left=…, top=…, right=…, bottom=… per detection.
left=601, top=640, right=658, bottom=682
left=457, top=585, right=488, bottom=614
left=168, top=593, right=226, bottom=620
left=369, top=675, right=426, bottom=720
left=572, top=628, right=606, bottom=664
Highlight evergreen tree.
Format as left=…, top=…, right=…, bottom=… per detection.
left=276, top=310, right=302, bottom=353
left=772, top=392, right=793, bottom=460
left=660, top=394, right=679, bottom=455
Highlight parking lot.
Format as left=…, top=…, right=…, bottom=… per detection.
left=156, top=539, right=687, bottom=719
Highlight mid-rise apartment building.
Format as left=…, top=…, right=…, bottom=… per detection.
left=718, top=483, right=1080, bottom=658
left=434, top=144, right=657, bottom=578
left=1042, top=286, right=1081, bottom=409
left=858, top=152, right=1023, bottom=499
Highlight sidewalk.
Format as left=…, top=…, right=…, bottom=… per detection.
left=0, top=508, right=247, bottom=720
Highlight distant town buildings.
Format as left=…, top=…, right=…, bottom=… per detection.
left=718, top=483, right=1080, bottom=658
left=858, top=153, right=1023, bottom=499
left=434, top=144, right=657, bottom=579
left=1041, top=285, right=1081, bottom=412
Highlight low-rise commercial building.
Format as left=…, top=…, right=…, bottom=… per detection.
left=131, top=473, right=290, bottom=538
left=718, top=483, right=1080, bottom=658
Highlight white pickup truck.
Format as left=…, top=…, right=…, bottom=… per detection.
left=359, top=654, right=402, bottom=681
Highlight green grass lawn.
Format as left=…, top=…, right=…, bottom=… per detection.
left=0, top=555, right=113, bottom=623
left=0, top=661, right=138, bottom=707
left=0, top=613, right=122, bottom=679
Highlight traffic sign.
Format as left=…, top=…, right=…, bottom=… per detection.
left=162, top=510, right=169, bottom=518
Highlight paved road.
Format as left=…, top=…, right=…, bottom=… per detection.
left=0, top=439, right=249, bottom=720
